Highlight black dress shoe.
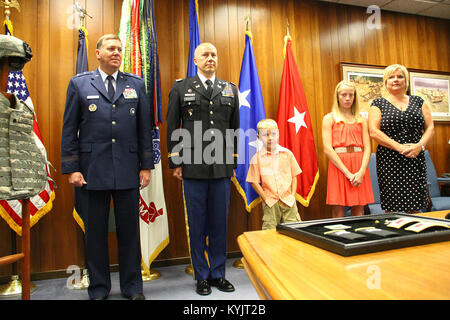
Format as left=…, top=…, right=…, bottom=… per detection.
left=129, top=293, right=146, bottom=300
left=196, top=280, right=212, bottom=296
left=208, top=278, right=235, bottom=292
left=91, top=296, right=108, bottom=300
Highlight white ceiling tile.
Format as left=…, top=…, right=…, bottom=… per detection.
left=316, top=0, right=450, bottom=19
left=338, top=0, right=393, bottom=8
left=382, top=0, right=437, bottom=14
left=419, top=3, right=450, bottom=18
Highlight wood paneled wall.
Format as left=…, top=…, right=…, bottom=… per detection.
left=1, top=0, right=449, bottom=276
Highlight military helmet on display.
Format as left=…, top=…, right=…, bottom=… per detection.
left=0, top=34, right=32, bottom=71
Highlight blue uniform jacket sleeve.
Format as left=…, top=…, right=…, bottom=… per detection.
left=61, top=77, right=82, bottom=174
left=137, top=79, right=155, bottom=170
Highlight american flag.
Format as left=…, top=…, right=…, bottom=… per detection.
left=0, top=69, right=55, bottom=236
left=7, top=71, right=30, bottom=100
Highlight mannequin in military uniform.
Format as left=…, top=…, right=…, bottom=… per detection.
left=166, top=42, right=239, bottom=295
left=0, top=35, right=47, bottom=201
left=61, top=34, right=154, bottom=300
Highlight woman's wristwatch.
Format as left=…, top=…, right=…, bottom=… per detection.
left=419, top=143, right=425, bottom=152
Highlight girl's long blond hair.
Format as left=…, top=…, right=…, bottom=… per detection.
left=331, top=80, right=362, bottom=123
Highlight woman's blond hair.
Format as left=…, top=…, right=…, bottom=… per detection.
left=331, top=80, right=362, bottom=123
left=383, top=64, right=409, bottom=92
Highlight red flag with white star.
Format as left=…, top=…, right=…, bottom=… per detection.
left=276, top=36, right=319, bottom=207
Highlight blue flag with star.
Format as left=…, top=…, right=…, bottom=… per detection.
left=232, top=32, right=266, bottom=212
left=187, top=0, right=201, bottom=77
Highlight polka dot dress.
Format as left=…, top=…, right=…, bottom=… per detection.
left=372, top=96, right=428, bottom=212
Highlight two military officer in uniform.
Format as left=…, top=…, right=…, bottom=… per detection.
left=62, top=37, right=239, bottom=298
left=166, top=42, right=240, bottom=295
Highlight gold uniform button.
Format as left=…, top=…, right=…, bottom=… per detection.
left=210, top=121, right=214, bottom=125
left=210, top=101, right=213, bottom=105
left=112, top=138, right=116, bottom=143
left=112, top=121, right=116, bottom=125
left=210, top=111, right=213, bottom=115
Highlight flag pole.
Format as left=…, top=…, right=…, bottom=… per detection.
left=233, top=15, right=253, bottom=270
left=184, top=0, right=201, bottom=276
left=68, top=2, right=91, bottom=290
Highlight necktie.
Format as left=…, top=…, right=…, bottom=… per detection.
left=205, top=79, right=213, bottom=98
left=107, top=75, right=115, bottom=100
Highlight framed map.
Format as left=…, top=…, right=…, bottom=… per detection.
left=341, top=62, right=387, bottom=117
left=410, top=71, right=450, bottom=122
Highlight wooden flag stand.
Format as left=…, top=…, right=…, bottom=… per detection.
left=67, top=2, right=92, bottom=291
left=0, top=199, right=31, bottom=300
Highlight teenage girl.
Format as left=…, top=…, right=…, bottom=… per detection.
left=322, top=81, right=374, bottom=217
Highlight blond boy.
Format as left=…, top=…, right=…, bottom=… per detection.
left=246, top=119, right=302, bottom=230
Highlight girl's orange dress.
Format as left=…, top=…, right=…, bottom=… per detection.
left=326, top=118, right=374, bottom=206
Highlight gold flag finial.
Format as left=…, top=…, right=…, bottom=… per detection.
left=245, top=15, right=251, bottom=32
left=1, top=0, right=21, bottom=21
left=283, top=19, right=292, bottom=59
left=286, top=18, right=290, bottom=36
left=244, top=15, right=253, bottom=42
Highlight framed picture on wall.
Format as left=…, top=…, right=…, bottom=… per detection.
left=341, top=62, right=387, bottom=117
left=409, top=71, right=450, bottom=122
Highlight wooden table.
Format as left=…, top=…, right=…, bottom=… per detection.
left=237, top=211, right=450, bottom=300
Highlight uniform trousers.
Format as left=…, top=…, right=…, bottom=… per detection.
left=183, top=178, right=231, bottom=281
left=77, top=187, right=143, bottom=299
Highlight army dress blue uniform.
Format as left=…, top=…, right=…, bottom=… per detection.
left=166, top=74, right=239, bottom=281
left=61, top=69, right=154, bottom=299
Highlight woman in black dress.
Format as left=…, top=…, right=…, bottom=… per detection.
left=368, top=64, right=434, bottom=213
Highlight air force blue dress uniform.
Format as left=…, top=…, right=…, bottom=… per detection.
left=166, top=75, right=239, bottom=281
left=61, top=69, right=154, bottom=299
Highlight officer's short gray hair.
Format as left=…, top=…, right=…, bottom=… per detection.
left=96, top=34, right=121, bottom=49
left=194, top=42, right=217, bottom=58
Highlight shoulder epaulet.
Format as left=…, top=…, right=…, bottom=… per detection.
left=122, top=72, right=143, bottom=80
left=73, top=71, right=93, bottom=78
left=176, top=78, right=184, bottom=82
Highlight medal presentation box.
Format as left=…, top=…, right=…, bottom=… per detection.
left=276, top=213, right=450, bottom=256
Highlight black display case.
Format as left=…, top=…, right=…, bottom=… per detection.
left=276, top=213, right=450, bottom=257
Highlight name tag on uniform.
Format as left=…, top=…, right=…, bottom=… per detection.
left=184, top=93, right=196, bottom=102
left=123, top=87, right=138, bottom=99
left=221, top=83, right=234, bottom=97
left=87, top=95, right=100, bottom=100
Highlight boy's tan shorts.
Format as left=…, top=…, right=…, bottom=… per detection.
left=262, top=201, right=301, bottom=230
